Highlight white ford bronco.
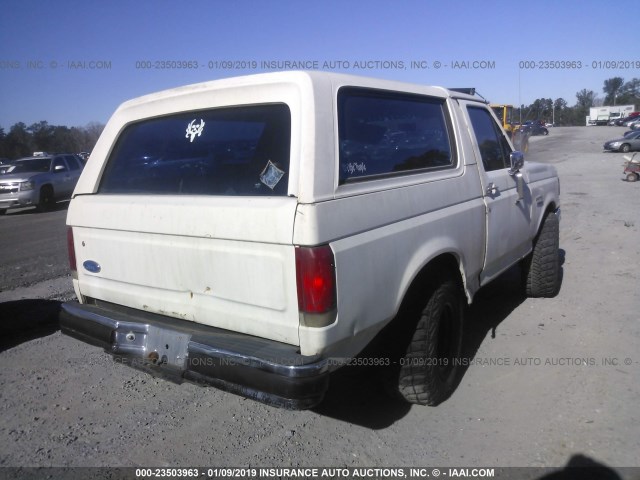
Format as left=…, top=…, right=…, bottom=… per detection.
left=60, top=71, right=560, bottom=409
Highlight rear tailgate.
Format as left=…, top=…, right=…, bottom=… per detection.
left=68, top=195, right=300, bottom=345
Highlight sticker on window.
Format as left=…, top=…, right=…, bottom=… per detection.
left=185, top=119, right=205, bottom=142
left=344, top=162, right=367, bottom=175
left=259, top=160, right=285, bottom=190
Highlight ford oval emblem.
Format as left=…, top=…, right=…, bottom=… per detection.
left=83, top=260, right=101, bottom=273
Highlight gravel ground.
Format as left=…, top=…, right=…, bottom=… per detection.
left=0, top=126, right=639, bottom=478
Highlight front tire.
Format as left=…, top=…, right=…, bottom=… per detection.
left=37, top=185, right=55, bottom=212
left=395, top=279, right=464, bottom=406
left=620, top=144, right=631, bottom=153
left=626, top=173, right=638, bottom=182
left=522, top=212, right=560, bottom=297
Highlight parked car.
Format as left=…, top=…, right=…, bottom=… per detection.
left=628, top=118, right=640, bottom=131
left=615, top=115, right=637, bottom=126
left=522, top=120, right=549, bottom=136
left=617, top=114, right=640, bottom=126
left=59, top=71, right=561, bottom=409
left=603, top=131, right=640, bottom=153
left=0, top=154, right=84, bottom=215
left=608, top=114, right=623, bottom=125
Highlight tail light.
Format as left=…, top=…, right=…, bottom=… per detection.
left=67, top=227, right=77, bottom=276
left=295, top=245, right=337, bottom=328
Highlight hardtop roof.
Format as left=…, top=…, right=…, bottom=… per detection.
left=118, top=70, right=479, bottom=111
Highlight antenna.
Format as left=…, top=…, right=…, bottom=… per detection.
left=449, top=88, right=475, bottom=95
left=449, top=88, right=488, bottom=103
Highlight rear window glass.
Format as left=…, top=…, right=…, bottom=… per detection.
left=100, top=104, right=291, bottom=196
left=338, top=88, right=455, bottom=184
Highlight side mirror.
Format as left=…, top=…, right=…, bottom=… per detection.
left=509, top=151, right=525, bottom=203
left=509, top=151, right=524, bottom=175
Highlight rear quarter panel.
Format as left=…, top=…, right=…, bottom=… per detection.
left=296, top=91, right=487, bottom=357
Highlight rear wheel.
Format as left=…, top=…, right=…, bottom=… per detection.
left=37, top=185, right=55, bottom=212
left=394, top=279, right=464, bottom=406
left=522, top=212, right=560, bottom=297
left=627, top=172, right=638, bottom=182
left=0, top=209, right=6, bottom=215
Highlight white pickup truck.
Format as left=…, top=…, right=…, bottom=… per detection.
left=60, top=71, right=560, bottom=409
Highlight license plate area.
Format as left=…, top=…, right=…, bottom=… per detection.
left=111, top=322, right=191, bottom=369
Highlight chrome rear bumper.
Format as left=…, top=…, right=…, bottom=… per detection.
left=60, top=301, right=329, bottom=409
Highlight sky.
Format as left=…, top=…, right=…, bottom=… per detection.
left=0, top=0, right=635, bottom=128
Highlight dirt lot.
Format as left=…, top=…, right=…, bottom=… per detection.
left=0, top=126, right=639, bottom=477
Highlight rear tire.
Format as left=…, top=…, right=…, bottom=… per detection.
left=626, top=173, right=638, bottom=182
left=0, top=209, right=6, bottom=215
left=395, top=279, right=464, bottom=406
left=522, top=212, right=560, bottom=298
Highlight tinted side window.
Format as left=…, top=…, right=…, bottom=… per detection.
left=65, top=155, right=81, bottom=170
left=338, top=88, right=455, bottom=184
left=467, top=106, right=512, bottom=172
left=100, top=104, right=291, bottom=196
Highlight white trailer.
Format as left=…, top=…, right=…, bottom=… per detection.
left=587, top=105, right=636, bottom=125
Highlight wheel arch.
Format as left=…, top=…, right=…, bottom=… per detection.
left=397, top=252, right=469, bottom=318
left=530, top=170, right=561, bottom=240
left=533, top=200, right=560, bottom=239
left=38, top=182, right=54, bottom=200
left=375, top=251, right=468, bottom=405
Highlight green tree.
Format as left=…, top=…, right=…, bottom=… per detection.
left=574, top=89, right=597, bottom=124
left=603, top=77, right=624, bottom=105
left=552, top=98, right=568, bottom=125
left=617, top=78, right=640, bottom=106
left=4, top=123, right=32, bottom=158
left=0, top=121, right=106, bottom=159
left=0, top=126, right=6, bottom=158
left=28, top=121, right=55, bottom=152
left=526, top=98, right=553, bottom=122
left=576, top=89, right=596, bottom=109
left=49, top=126, right=78, bottom=153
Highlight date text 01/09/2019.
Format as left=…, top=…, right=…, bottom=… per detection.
left=519, top=60, right=640, bottom=69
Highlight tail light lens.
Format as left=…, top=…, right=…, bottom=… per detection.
left=67, top=227, right=77, bottom=275
left=295, top=245, right=337, bottom=327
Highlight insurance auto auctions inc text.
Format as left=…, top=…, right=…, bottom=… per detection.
left=249, top=467, right=495, bottom=478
